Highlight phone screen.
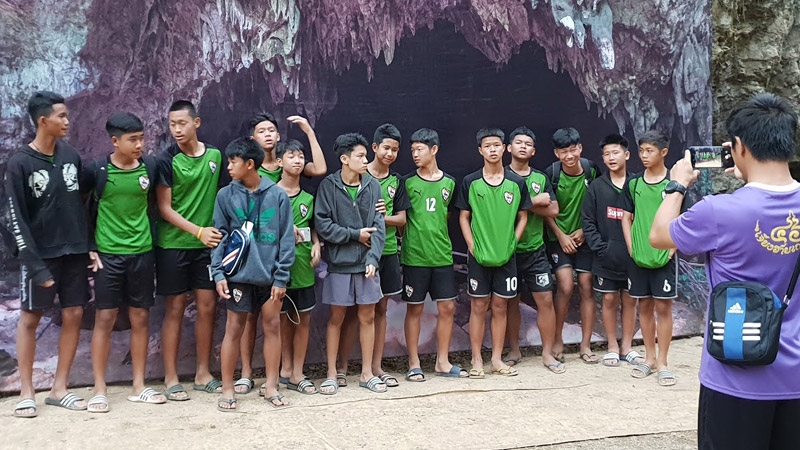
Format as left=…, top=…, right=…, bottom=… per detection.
left=689, top=146, right=733, bottom=169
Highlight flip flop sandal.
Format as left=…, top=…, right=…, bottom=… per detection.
left=234, top=377, right=255, bottom=394
left=265, top=394, right=289, bottom=408
left=378, top=373, right=400, bottom=387
left=468, top=367, right=485, bottom=379
left=127, top=387, right=167, bottom=404
left=217, top=397, right=237, bottom=412
left=13, top=398, right=38, bottom=418
left=491, top=365, right=518, bottom=377
left=336, top=373, right=348, bottom=387
left=192, top=378, right=223, bottom=393
left=45, top=392, right=87, bottom=411
left=658, top=370, right=677, bottom=387
left=165, top=384, right=190, bottom=401
left=319, top=379, right=338, bottom=396
left=405, top=368, right=426, bottom=382
left=258, top=383, right=266, bottom=397
left=623, top=350, right=645, bottom=365
left=359, top=376, right=387, bottom=393
left=287, top=379, right=318, bottom=395
left=278, top=376, right=290, bottom=385
left=631, top=363, right=655, bottom=379
left=503, top=357, right=521, bottom=367
left=87, top=394, right=110, bottom=413
left=602, top=352, right=620, bottom=367
left=580, top=353, right=600, bottom=364
left=435, top=365, right=469, bottom=378
left=544, top=362, right=566, bottom=374
left=554, top=352, right=566, bottom=364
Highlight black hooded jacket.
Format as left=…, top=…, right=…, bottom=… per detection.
left=581, top=172, right=632, bottom=280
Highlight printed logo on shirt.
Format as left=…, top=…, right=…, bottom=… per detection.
left=209, top=161, right=217, bottom=174
left=232, top=289, right=243, bottom=303
left=62, top=163, right=78, bottom=192
left=387, top=185, right=396, bottom=199
left=28, top=170, right=50, bottom=198
left=441, top=188, right=451, bottom=202
left=469, top=278, right=478, bottom=292
left=504, top=191, right=514, bottom=205
left=536, top=273, right=550, bottom=287
left=531, top=182, right=541, bottom=194
left=755, top=211, right=800, bottom=255
left=607, top=207, right=624, bottom=220
left=299, top=204, right=309, bottom=218
left=138, top=175, right=150, bottom=191
left=405, top=285, right=414, bottom=298
left=727, top=302, right=744, bottom=314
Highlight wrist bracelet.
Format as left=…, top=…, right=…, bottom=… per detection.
left=196, top=227, right=204, bottom=240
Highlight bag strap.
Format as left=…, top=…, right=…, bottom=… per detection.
left=783, top=251, right=800, bottom=305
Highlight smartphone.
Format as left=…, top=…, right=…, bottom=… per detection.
left=297, top=227, right=312, bottom=243
left=689, top=146, right=734, bottom=169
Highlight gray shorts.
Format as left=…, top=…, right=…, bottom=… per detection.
left=321, top=272, right=382, bottom=306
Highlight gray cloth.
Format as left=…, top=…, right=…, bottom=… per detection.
left=321, top=273, right=382, bottom=306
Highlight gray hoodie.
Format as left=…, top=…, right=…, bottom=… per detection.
left=314, top=169, right=385, bottom=273
left=210, top=176, right=294, bottom=287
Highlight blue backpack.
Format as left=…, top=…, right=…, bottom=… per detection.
left=221, top=195, right=262, bottom=276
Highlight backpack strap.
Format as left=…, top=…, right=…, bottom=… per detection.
left=549, top=161, right=562, bottom=187
left=579, top=158, right=598, bottom=182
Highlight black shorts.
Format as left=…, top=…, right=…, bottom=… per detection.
left=227, top=282, right=271, bottom=314
left=155, top=247, right=215, bottom=295
left=467, top=256, right=517, bottom=299
left=698, top=384, right=800, bottom=450
left=516, top=248, right=553, bottom=294
left=628, top=257, right=677, bottom=299
left=401, top=265, right=458, bottom=303
left=20, top=254, right=89, bottom=311
left=593, top=276, right=628, bottom=293
left=547, top=241, right=592, bottom=272
left=94, top=251, right=155, bottom=310
left=378, top=253, right=402, bottom=296
left=283, top=285, right=316, bottom=314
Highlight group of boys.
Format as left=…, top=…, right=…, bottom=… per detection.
left=7, top=90, right=678, bottom=419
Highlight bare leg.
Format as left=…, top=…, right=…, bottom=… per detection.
left=193, top=289, right=217, bottom=385
left=323, top=305, right=347, bottom=394
left=290, top=311, right=313, bottom=392
left=280, top=314, right=294, bottom=380
left=220, top=310, right=247, bottom=404
left=469, top=297, right=490, bottom=369
left=553, top=267, right=574, bottom=357
left=91, top=308, right=118, bottom=399
left=336, top=307, right=358, bottom=374
left=162, top=294, right=188, bottom=390
left=532, top=291, right=558, bottom=366
left=371, top=297, right=389, bottom=376
left=504, top=296, right=522, bottom=363
left=357, top=303, right=383, bottom=390
left=239, top=312, right=259, bottom=382
left=654, top=300, right=673, bottom=370
left=50, top=306, right=86, bottom=408
left=433, top=300, right=456, bottom=373
left=17, top=310, right=43, bottom=415
left=489, top=295, right=508, bottom=371
left=261, top=296, right=285, bottom=404
left=404, top=303, right=424, bottom=374
left=577, top=272, right=596, bottom=356
left=602, top=292, right=621, bottom=355
left=619, top=291, right=638, bottom=356
left=128, top=307, right=152, bottom=395
left=638, top=298, right=657, bottom=368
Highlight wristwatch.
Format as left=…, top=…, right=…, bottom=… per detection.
left=664, top=180, right=687, bottom=195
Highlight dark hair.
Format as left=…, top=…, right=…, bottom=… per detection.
left=169, top=100, right=197, bottom=118
left=637, top=130, right=669, bottom=150
left=248, top=113, right=278, bottom=135
left=105, top=112, right=144, bottom=138
left=334, top=133, right=369, bottom=158
left=509, top=127, right=536, bottom=144
left=225, top=137, right=264, bottom=168
left=276, top=139, right=305, bottom=159
left=552, top=127, right=581, bottom=149
left=476, top=127, right=505, bottom=146
left=726, top=93, right=798, bottom=162
left=409, top=128, right=440, bottom=148
left=373, top=123, right=402, bottom=146
left=27, top=91, right=65, bottom=124
left=599, top=134, right=628, bottom=151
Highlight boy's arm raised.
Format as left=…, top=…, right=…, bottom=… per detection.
left=289, top=116, right=328, bottom=177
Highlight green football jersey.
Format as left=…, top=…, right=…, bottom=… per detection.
left=370, top=170, right=410, bottom=256
left=401, top=171, right=456, bottom=267
left=258, top=166, right=282, bottom=183
left=455, top=169, right=532, bottom=267
left=96, top=163, right=152, bottom=254
left=157, top=146, right=222, bottom=249
left=510, top=167, right=556, bottom=253
left=622, top=172, right=671, bottom=268
left=289, top=190, right=315, bottom=289
left=546, top=162, right=598, bottom=241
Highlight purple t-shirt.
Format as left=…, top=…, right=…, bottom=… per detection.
left=670, top=182, right=800, bottom=400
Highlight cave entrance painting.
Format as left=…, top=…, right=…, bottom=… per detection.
left=0, top=0, right=711, bottom=391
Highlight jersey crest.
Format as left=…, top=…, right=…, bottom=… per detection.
left=504, top=191, right=514, bottom=205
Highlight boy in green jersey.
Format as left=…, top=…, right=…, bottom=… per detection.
left=156, top=100, right=225, bottom=400
left=456, top=128, right=532, bottom=378
left=338, top=124, right=409, bottom=387
left=505, top=127, right=563, bottom=374
left=544, top=127, right=601, bottom=364
left=621, top=131, right=677, bottom=386
left=275, top=140, right=321, bottom=395
left=401, top=128, right=467, bottom=381
left=239, top=113, right=327, bottom=393
left=83, top=113, right=166, bottom=412
left=211, top=137, right=295, bottom=410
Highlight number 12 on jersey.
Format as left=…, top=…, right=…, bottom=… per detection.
left=426, top=197, right=436, bottom=212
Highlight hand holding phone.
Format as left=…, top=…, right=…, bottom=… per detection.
left=689, top=146, right=734, bottom=169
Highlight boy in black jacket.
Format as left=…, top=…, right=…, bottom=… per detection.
left=5, top=91, right=98, bottom=417
left=314, top=133, right=386, bottom=395
left=581, top=134, right=643, bottom=367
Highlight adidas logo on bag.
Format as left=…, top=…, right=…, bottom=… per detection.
left=727, top=302, right=744, bottom=314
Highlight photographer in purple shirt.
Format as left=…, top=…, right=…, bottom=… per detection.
left=650, top=93, right=800, bottom=450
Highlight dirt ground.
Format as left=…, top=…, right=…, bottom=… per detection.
left=0, top=337, right=703, bottom=450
